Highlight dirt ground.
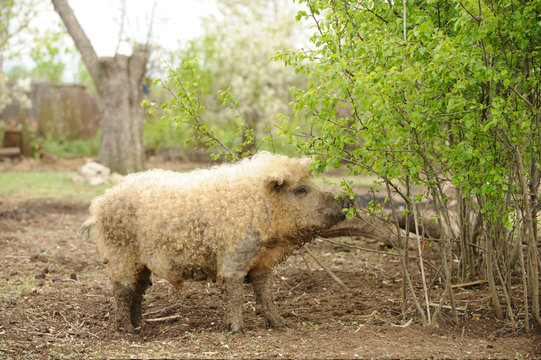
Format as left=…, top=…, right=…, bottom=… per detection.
left=0, top=158, right=540, bottom=359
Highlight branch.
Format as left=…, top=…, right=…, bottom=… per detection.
left=145, top=1, right=157, bottom=47
left=508, top=84, right=535, bottom=108
left=458, top=1, right=481, bottom=23
left=307, top=0, right=323, bottom=36
left=145, top=314, right=182, bottom=323
left=160, top=73, right=239, bottom=160
left=52, top=0, right=100, bottom=85
left=114, top=0, right=126, bottom=55
left=319, top=237, right=417, bottom=258
left=304, top=247, right=350, bottom=292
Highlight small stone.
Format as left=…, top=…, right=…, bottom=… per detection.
left=70, top=273, right=78, bottom=281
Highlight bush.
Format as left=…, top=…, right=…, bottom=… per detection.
left=276, top=0, right=541, bottom=329
left=38, top=132, right=100, bottom=158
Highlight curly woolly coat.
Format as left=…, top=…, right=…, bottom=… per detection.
left=80, top=152, right=348, bottom=333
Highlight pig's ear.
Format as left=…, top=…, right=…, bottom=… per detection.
left=265, top=175, right=290, bottom=194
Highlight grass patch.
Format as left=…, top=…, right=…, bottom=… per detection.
left=0, top=172, right=112, bottom=203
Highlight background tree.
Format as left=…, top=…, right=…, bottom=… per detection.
left=0, top=0, right=36, bottom=113
left=52, top=0, right=149, bottom=174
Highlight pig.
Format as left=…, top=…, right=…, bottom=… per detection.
left=78, top=152, right=349, bottom=333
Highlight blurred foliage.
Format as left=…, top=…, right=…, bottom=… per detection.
left=0, top=0, right=37, bottom=54
left=143, top=115, right=188, bottom=151
left=37, top=132, right=100, bottom=158
left=0, top=0, right=36, bottom=113
left=147, top=0, right=307, bottom=159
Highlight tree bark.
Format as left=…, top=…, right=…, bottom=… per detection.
left=52, top=0, right=147, bottom=174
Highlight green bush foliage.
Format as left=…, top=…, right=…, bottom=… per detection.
left=147, top=0, right=304, bottom=159
left=276, top=0, right=540, bottom=328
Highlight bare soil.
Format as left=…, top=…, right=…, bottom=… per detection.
left=0, top=158, right=539, bottom=359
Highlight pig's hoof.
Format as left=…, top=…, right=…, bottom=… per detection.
left=132, top=318, right=146, bottom=330
left=116, top=320, right=137, bottom=333
left=117, top=324, right=137, bottom=333
left=228, top=324, right=244, bottom=334
left=266, top=318, right=288, bottom=330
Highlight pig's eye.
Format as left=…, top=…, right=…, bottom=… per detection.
left=294, top=186, right=309, bottom=196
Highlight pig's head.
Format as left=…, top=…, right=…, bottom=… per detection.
left=262, top=157, right=350, bottom=244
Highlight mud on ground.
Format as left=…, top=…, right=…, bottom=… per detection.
left=0, top=164, right=540, bottom=358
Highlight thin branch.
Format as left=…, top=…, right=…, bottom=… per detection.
left=145, top=0, right=158, bottom=47
left=114, top=0, right=126, bottom=55
left=412, top=195, right=431, bottom=323
left=307, top=0, right=323, bottom=36
left=160, top=59, right=239, bottom=159
left=146, top=314, right=182, bottom=323
left=451, top=279, right=488, bottom=288
left=458, top=1, right=481, bottom=22
left=431, top=107, right=489, bottom=118
left=318, top=237, right=416, bottom=258
left=304, top=247, right=350, bottom=292
left=52, top=0, right=100, bottom=85
left=508, top=85, right=535, bottom=108
left=385, top=180, right=428, bottom=325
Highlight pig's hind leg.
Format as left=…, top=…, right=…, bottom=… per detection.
left=130, top=266, right=152, bottom=328
left=249, top=271, right=287, bottom=329
left=110, top=263, right=151, bottom=332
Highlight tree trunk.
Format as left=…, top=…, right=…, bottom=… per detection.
left=52, top=0, right=147, bottom=174
left=97, top=53, right=146, bottom=174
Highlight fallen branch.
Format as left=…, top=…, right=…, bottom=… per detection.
left=145, top=314, right=182, bottom=323
left=143, top=302, right=187, bottom=317
left=451, top=279, right=488, bottom=289
left=391, top=318, right=413, bottom=328
left=304, top=247, right=350, bottom=292
left=429, top=302, right=467, bottom=312
left=318, top=237, right=417, bottom=259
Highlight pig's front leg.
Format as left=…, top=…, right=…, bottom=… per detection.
left=221, top=276, right=245, bottom=334
left=249, top=270, right=287, bottom=329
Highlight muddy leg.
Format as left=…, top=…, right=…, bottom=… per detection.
left=112, top=281, right=137, bottom=332
left=250, top=271, right=286, bottom=329
left=221, top=277, right=245, bottom=334
left=130, top=266, right=152, bottom=329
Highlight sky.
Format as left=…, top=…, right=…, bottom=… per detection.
left=5, top=0, right=311, bottom=82
left=5, top=0, right=219, bottom=81
left=63, top=0, right=218, bottom=57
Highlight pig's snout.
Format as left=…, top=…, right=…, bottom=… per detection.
left=340, top=195, right=355, bottom=210
left=321, top=192, right=352, bottom=226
